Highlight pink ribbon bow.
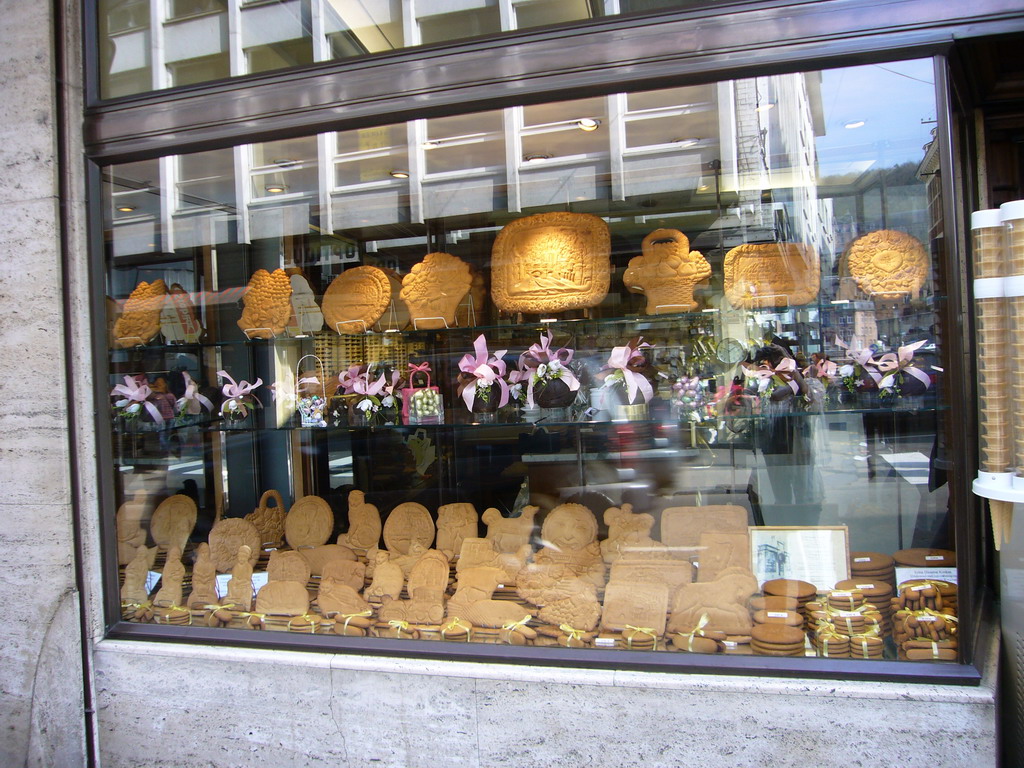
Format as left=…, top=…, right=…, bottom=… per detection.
left=803, top=359, right=838, bottom=381
left=406, top=362, right=432, bottom=389
left=176, top=372, right=213, bottom=415
left=741, top=362, right=799, bottom=394
left=602, top=338, right=654, bottom=404
left=337, top=365, right=365, bottom=394
left=458, top=335, right=510, bottom=410
left=217, top=370, right=263, bottom=417
left=834, top=336, right=882, bottom=386
left=297, top=376, right=323, bottom=396
left=517, top=331, right=580, bottom=406
left=873, top=339, right=931, bottom=390
left=111, top=375, right=165, bottom=425
left=352, top=372, right=387, bottom=398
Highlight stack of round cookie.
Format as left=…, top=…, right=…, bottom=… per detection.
left=761, top=579, right=817, bottom=628
left=835, top=578, right=894, bottom=636
left=849, top=551, right=896, bottom=589
left=750, top=623, right=807, bottom=656
left=893, top=548, right=956, bottom=570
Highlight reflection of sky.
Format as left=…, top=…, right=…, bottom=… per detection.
left=816, top=59, right=936, bottom=179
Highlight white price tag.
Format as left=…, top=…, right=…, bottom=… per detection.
left=145, top=571, right=161, bottom=594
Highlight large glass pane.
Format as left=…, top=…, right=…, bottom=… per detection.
left=102, top=61, right=960, bottom=666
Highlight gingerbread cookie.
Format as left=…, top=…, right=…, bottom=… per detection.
left=113, top=279, right=167, bottom=347
left=237, top=268, right=292, bottom=338
left=483, top=505, right=538, bottom=554
left=382, top=502, right=435, bottom=555
left=244, top=490, right=286, bottom=548
left=208, top=517, right=261, bottom=572
left=254, top=580, right=309, bottom=616
left=188, top=543, right=219, bottom=609
left=436, top=503, right=478, bottom=559
left=400, top=252, right=472, bottom=329
left=285, top=495, right=334, bottom=548
left=491, top=212, right=610, bottom=313
left=846, top=229, right=929, bottom=300
left=337, top=490, right=382, bottom=554
left=320, top=559, right=366, bottom=593
left=723, top=242, right=819, bottom=308
left=322, top=266, right=391, bottom=334
left=267, top=550, right=312, bottom=584
left=624, top=229, right=711, bottom=313
left=298, top=544, right=356, bottom=577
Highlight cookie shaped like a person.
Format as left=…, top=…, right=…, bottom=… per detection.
left=337, top=490, right=381, bottom=555
left=624, top=229, right=711, bottom=313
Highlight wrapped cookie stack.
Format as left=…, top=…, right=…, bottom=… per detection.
left=750, top=623, right=807, bottom=656
left=807, top=589, right=884, bottom=659
left=891, top=579, right=958, bottom=661
left=849, top=551, right=896, bottom=591
left=761, top=578, right=817, bottom=629
left=833, top=578, right=894, bottom=637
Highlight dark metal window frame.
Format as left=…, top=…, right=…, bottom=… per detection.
left=82, top=0, right=1024, bottom=685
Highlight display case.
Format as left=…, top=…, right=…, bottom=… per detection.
left=100, top=58, right=969, bottom=674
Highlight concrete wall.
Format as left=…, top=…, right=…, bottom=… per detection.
left=0, top=0, right=87, bottom=765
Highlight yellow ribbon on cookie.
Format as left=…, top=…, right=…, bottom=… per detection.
left=502, top=615, right=532, bottom=633
left=388, top=619, right=411, bottom=636
left=624, top=625, right=658, bottom=650
left=340, top=609, right=373, bottom=634
left=558, top=624, right=585, bottom=646
left=287, top=613, right=319, bottom=633
left=441, top=617, right=472, bottom=641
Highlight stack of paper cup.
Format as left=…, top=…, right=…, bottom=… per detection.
left=973, top=210, right=1010, bottom=475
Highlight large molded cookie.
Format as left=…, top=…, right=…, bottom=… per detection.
left=208, top=518, right=261, bottom=572
left=436, top=503, right=479, bottom=558
left=150, top=494, right=197, bottom=552
left=267, top=550, right=312, bottom=584
left=337, top=490, right=382, bottom=553
left=624, top=229, right=711, bottom=313
left=254, top=580, right=309, bottom=616
left=113, top=279, right=167, bottom=347
left=322, top=266, right=391, bottom=334
left=400, top=252, right=472, bottom=329
left=491, top=212, right=610, bottom=313
left=846, top=229, right=928, bottom=300
left=245, top=489, right=286, bottom=547
left=541, top=503, right=598, bottom=550
left=723, top=242, right=819, bottom=308
left=285, top=495, right=334, bottom=548
left=237, top=268, right=292, bottom=338
left=601, top=581, right=669, bottom=634
left=382, top=502, right=435, bottom=555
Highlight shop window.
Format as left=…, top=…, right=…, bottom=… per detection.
left=101, top=60, right=962, bottom=670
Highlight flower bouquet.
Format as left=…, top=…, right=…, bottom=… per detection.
left=517, top=330, right=581, bottom=410
left=217, top=370, right=262, bottom=428
left=456, top=334, right=510, bottom=419
left=598, top=337, right=657, bottom=419
left=174, top=371, right=214, bottom=427
left=834, top=336, right=884, bottom=403
left=740, top=347, right=803, bottom=408
left=295, top=355, right=329, bottom=428
left=402, top=362, right=444, bottom=425
left=110, top=374, right=166, bottom=431
left=875, top=339, right=932, bottom=405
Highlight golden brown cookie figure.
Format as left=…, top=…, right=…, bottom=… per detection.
left=667, top=566, right=759, bottom=636
left=491, top=211, right=611, bottom=314
left=337, top=490, right=382, bottom=555
left=113, top=279, right=167, bottom=347
left=208, top=517, right=262, bottom=572
left=245, top=490, right=286, bottom=549
left=322, top=265, right=392, bottom=334
left=364, top=550, right=404, bottom=603
left=846, top=229, right=929, bottom=300
left=188, top=543, right=219, bottom=609
left=222, top=545, right=255, bottom=611
left=153, top=546, right=186, bottom=608
left=400, top=252, right=473, bottom=329
left=482, top=505, right=538, bottom=554
left=436, top=503, right=479, bottom=559
left=600, top=504, right=662, bottom=564
left=150, top=494, right=197, bottom=553
left=121, top=545, right=157, bottom=620
left=723, top=242, right=820, bottom=308
left=534, top=503, right=605, bottom=588
left=516, top=563, right=602, bottom=632
left=116, top=502, right=147, bottom=566
left=237, top=268, right=292, bottom=339
left=624, top=229, right=711, bottom=313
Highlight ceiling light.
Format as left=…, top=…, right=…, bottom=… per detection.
left=671, top=137, right=700, bottom=147
left=422, top=140, right=441, bottom=148
left=576, top=118, right=601, bottom=132
left=265, top=183, right=287, bottom=194
left=697, top=184, right=710, bottom=192
left=523, top=153, right=552, bottom=163
left=272, top=158, right=298, bottom=168
left=389, top=169, right=410, bottom=179
left=844, top=120, right=866, bottom=129
left=755, top=103, right=776, bottom=113
left=117, top=204, right=137, bottom=212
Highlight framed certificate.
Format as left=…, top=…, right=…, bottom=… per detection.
left=749, top=526, right=850, bottom=590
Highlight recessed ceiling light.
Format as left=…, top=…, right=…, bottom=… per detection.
left=576, top=118, right=601, bottom=132
left=755, top=103, right=776, bottom=113
left=389, top=169, right=410, bottom=179
left=265, top=183, right=287, bottom=193
left=523, top=153, right=552, bottom=163
left=844, top=120, right=866, bottom=129
left=117, top=204, right=137, bottom=212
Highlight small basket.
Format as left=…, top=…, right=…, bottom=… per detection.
left=296, top=354, right=328, bottom=428
left=402, top=362, right=444, bottom=425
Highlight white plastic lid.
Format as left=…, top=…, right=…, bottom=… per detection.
left=972, top=209, right=1003, bottom=230
left=1000, top=200, right=1024, bottom=222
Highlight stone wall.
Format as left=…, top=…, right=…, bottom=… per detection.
left=0, top=0, right=86, bottom=765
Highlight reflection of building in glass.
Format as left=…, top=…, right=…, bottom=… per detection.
left=756, top=536, right=789, bottom=578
